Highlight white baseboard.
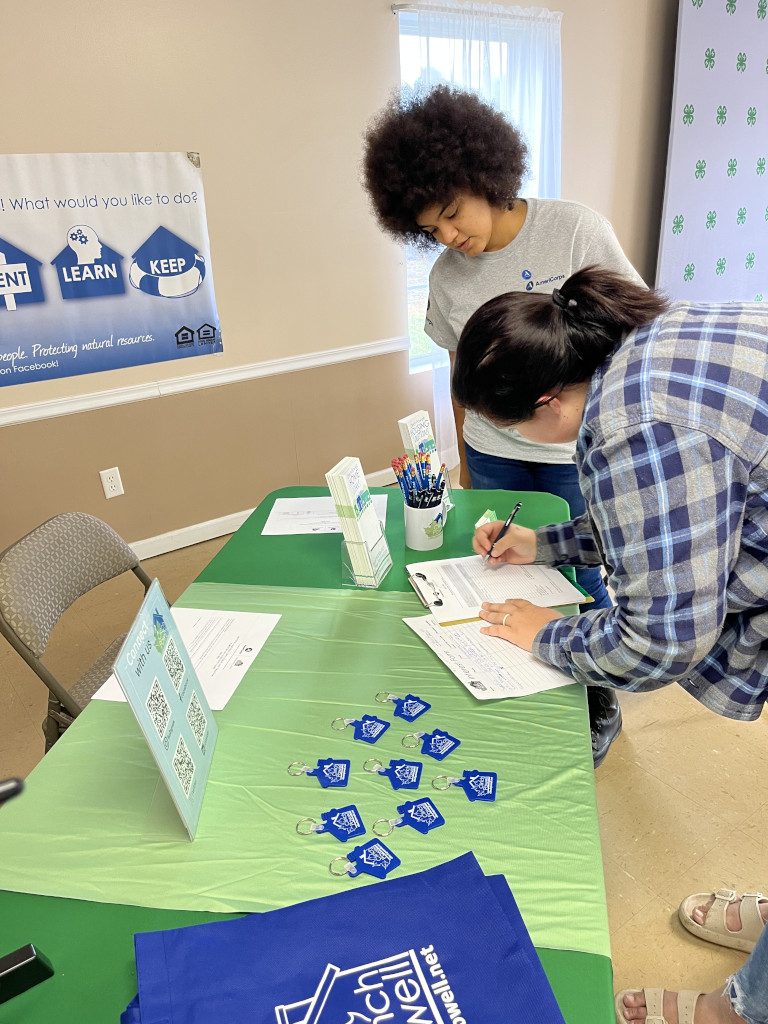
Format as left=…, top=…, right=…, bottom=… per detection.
left=130, top=469, right=398, bottom=559
left=131, top=509, right=254, bottom=560
left=366, top=467, right=397, bottom=487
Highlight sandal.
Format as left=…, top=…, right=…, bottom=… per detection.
left=678, top=888, right=767, bottom=953
left=615, top=988, right=704, bottom=1024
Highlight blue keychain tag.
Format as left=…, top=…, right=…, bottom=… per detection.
left=363, top=757, right=423, bottom=790
left=433, top=769, right=498, bottom=802
left=332, top=715, right=390, bottom=744
left=403, top=729, right=461, bottom=761
left=373, top=798, right=445, bottom=837
left=398, top=797, right=445, bottom=833
left=288, top=758, right=350, bottom=788
left=329, top=839, right=401, bottom=879
left=375, top=690, right=431, bottom=722
left=296, top=804, right=366, bottom=842
left=395, top=695, right=431, bottom=721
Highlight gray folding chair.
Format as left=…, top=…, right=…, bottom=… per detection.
left=0, top=513, right=152, bottom=752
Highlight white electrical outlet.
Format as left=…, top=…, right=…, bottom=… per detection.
left=99, top=467, right=124, bottom=499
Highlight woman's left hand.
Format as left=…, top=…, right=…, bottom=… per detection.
left=479, top=600, right=563, bottom=652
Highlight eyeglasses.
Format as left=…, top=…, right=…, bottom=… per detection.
left=532, top=395, right=557, bottom=410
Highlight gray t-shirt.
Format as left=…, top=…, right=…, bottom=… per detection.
left=424, top=197, right=645, bottom=464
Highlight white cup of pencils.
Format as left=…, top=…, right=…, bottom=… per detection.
left=393, top=453, right=446, bottom=551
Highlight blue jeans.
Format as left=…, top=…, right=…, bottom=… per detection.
left=726, top=924, right=768, bottom=1024
left=464, top=442, right=612, bottom=612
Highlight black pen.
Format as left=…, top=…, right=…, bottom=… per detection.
left=482, top=502, right=523, bottom=564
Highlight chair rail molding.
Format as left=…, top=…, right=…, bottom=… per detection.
left=0, top=335, right=410, bottom=427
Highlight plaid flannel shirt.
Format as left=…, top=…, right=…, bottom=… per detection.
left=533, top=302, right=768, bottom=721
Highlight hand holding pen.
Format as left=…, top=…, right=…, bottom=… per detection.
left=476, top=503, right=536, bottom=565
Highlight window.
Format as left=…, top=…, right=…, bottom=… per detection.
left=395, top=2, right=563, bottom=376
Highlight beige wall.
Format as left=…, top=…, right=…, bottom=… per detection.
left=0, top=0, right=405, bottom=410
left=0, top=0, right=678, bottom=553
left=558, top=0, right=679, bottom=282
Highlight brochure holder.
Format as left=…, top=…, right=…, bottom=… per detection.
left=341, top=527, right=392, bottom=589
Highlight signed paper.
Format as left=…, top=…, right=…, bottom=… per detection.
left=404, top=614, right=571, bottom=700
left=406, top=555, right=583, bottom=624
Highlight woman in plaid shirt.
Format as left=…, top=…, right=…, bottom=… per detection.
left=452, top=265, right=768, bottom=1024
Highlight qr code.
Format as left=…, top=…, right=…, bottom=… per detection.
left=186, top=691, right=207, bottom=748
left=145, top=678, right=171, bottom=739
left=163, top=636, right=185, bottom=692
left=172, top=734, right=195, bottom=797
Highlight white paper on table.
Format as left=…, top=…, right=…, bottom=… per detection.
left=406, top=555, right=584, bottom=624
left=404, top=614, right=571, bottom=700
left=261, top=495, right=388, bottom=536
left=93, top=607, right=280, bottom=710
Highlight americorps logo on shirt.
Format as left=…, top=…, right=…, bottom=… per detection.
left=274, top=946, right=466, bottom=1024
left=521, top=269, right=566, bottom=291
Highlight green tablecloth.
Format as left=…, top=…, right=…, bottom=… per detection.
left=0, top=582, right=608, bottom=958
left=197, top=486, right=572, bottom=591
left=0, top=487, right=614, bottom=1024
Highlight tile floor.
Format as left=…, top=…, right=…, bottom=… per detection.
left=1, top=534, right=765, bottom=1004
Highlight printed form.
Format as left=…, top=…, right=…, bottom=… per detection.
left=261, top=496, right=388, bottom=535
left=406, top=555, right=584, bottom=625
left=404, top=614, right=571, bottom=700
left=94, top=607, right=280, bottom=710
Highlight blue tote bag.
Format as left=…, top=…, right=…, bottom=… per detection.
left=123, top=853, right=565, bottom=1024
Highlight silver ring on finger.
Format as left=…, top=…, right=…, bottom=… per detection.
left=502, top=613, right=510, bottom=626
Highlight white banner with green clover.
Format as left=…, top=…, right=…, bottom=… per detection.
left=657, top=0, right=768, bottom=302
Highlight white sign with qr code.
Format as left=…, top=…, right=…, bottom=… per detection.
left=114, top=578, right=218, bottom=839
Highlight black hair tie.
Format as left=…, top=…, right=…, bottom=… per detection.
left=552, top=288, right=576, bottom=311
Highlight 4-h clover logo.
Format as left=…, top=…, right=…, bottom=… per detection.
left=716, top=257, right=727, bottom=276
left=692, top=0, right=703, bottom=6
left=727, top=158, right=738, bottom=177
left=726, top=0, right=737, bottom=13
left=737, top=207, right=747, bottom=224
left=683, top=104, right=695, bottom=125
left=706, top=210, right=717, bottom=229
left=747, top=106, right=757, bottom=126
left=757, top=157, right=766, bottom=175
left=759, top=0, right=767, bottom=19
left=684, top=263, right=695, bottom=281
left=672, top=214, right=684, bottom=234
left=704, top=47, right=716, bottom=69
left=716, top=105, right=727, bottom=125
left=695, top=159, right=707, bottom=179
left=756, top=294, right=764, bottom=302
left=737, top=52, right=747, bottom=72
left=765, top=205, right=768, bottom=220
left=746, top=252, right=756, bottom=269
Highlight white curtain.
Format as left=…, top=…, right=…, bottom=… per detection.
left=397, top=1, right=563, bottom=470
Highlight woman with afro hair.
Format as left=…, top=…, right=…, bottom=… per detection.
left=363, top=85, right=644, bottom=767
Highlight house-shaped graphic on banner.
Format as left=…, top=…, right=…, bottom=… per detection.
left=175, top=326, right=195, bottom=347
left=51, top=225, right=126, bottom=300
left=197, top=323, right=217, bottom=343
left=130, top=226, right=206, bottom=298
left=0, top=238, right=45, bottom=311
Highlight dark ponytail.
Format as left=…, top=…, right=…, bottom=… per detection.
left=452, top=266, right=670, bottom=425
